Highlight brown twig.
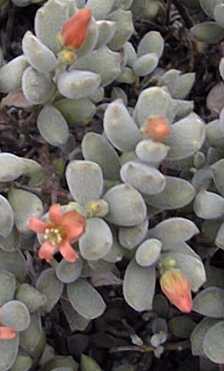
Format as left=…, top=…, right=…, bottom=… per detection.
left=110, top=340, right=190, bottom=353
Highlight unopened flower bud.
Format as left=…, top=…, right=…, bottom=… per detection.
left=160, top=269, right=192, bottom=313
left=142, top=116, right=171, bottom=142
left=58, top=8, right=92, bottom=50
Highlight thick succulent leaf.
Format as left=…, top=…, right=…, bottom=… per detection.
left=123, top=259, right=156, bottom=311
left=86, top=0, right=115, bottom=19
left=134, top=87, right=176, bottom=127
left=104, top=184, right=147, bottom=226
left=0, top=56, right=28, bottom=94
left=89, top=86, right=104, bottom=103
left=0, top=250, right=26, bottom=281
left=56, top=258, right=83, bottom=284
left=135, top=239, right=162, bottom=267
left=215, top=221, right=224, bottom=249
left=103, top=237, right=124, bottom=263
left=145, top=176, right=196, bottom=210
left=0, top=335, right=19, bottom=371
left=55, top=98, right=96, bottom=125
left=116, top=66, right=138, bottom=84
left=205, top=264, right=224, bottom=289
left=199, top=0, right=223, bottom=17
left=107, top=9, right=134, bottom=50
left=149, top=217, right=199, bottom=244
left=191, top=167, right=213, bottom=192
left=20, top=314, right=46, bottom=359
left=0, top=301, right=30, bottom=332
left=82, top=133, right=120, bottom=180
left=206, top=119, right=224, bottom=147
left=133, top=53, right=159, bottom=77
left=191, top=318, right=219, bottom=357
left=220, top=58, right=224, bottom=80
left=162, top=252, right=206, bottom=292
left=22, top=67, right=55, bottom=105
left=42, top=356, right=78, bottom=371
left=211, top=159, right=224, bottom=196
left=120, top=161, right=166, bottom=195
left=0, top=153, right=25, bottom=182
left=0, top=229, right=18, bottom=253
left=203, top=321, right=224, bottom=363
left=10, top=354, right=32, bottom=371
left=79, top=218, right=112, bottom=261
left=8, top=189, right=43, bottom=233
left=123, top=41, right=137, bottom=67
left=36, top=268, right=63, bottom=312
left=0, top=195, right=14, bottom=238
left=202, top=220, right=223, bottom=245
left=111, top=87, right=128, bottom=105
left=61, top=300, right=90, bottom=332
left=136, top=139, right=169, bottom=164
left=120, top=151, right=138, bottom=166
left=193, top=287, right=224, bottom=318
left=191, top=22, right=224, bottom=43
left=119, top=219, right=149, bottom=250
left=66, top=160, right=103, bottom=205
left=81, top=354, right=103, bottom=371
left=67, top=279, right=106, bottom=320
left=22, top=31, right=57, bottom=73
left=174, top=99, right=194, bottom=120
left=193, top=190, right=224, bottom=219
left=165, top=113, right=206, bottom=160
left=16, top=284, right=47, bottom=313
left=159, top=70, right=195, bottom=99
left=22, top=158, right=45, bottom=187
left=161, top=242, right=201, bottom=259
left=137, top=31, right=164, bottom=58
left=57, top=70, right=101, bottom=100
left=73, top=47, right=121, bottom=86
left=103, top=99, right=141, bottom=152
left=95, top=20, right=116, bottom=48
left=34, top=0, right=70, bottom=53
left=0, top=271, right=16, bottom=306
left=37, top=105, right=69, bottom=147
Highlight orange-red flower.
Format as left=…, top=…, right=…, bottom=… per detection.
left=160, top=269, right=192, bottom=313
left=142, top=116, right=171, bottom=142
left=59, top=8, right=92, bottom=50
left=0, top=325, right=16, bottom=340
left=28, top=204, right=86, bottom=263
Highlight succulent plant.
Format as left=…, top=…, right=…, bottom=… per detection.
left=191, top=0, right=224, bottom=43
left=0, top=0, right=170, bottom=150
left=0, top=270, right=46, bottom=371
left=0, top=0, right=136, bottom=145
left=2, top=0, right=224, bottom=368
left=76, top=85, right=206, bottom=314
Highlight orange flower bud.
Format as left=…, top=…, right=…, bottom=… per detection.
left=142, top=116, right=171, bottom=142
left=160, top=269, right=192, bottom=313
left=0, top=326, right=16, bottom=340
left=59, top=8, right=92, bottom=49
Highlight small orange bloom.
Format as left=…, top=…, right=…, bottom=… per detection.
left=0, top=326, right=16, bottom=340
left=160, top=269, right=192, bottom=313
left=59, top=8, right=92, bottom=49
left=28, top=204, right=86, bottom=263
left=142, top=116, right=171, bottom=142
